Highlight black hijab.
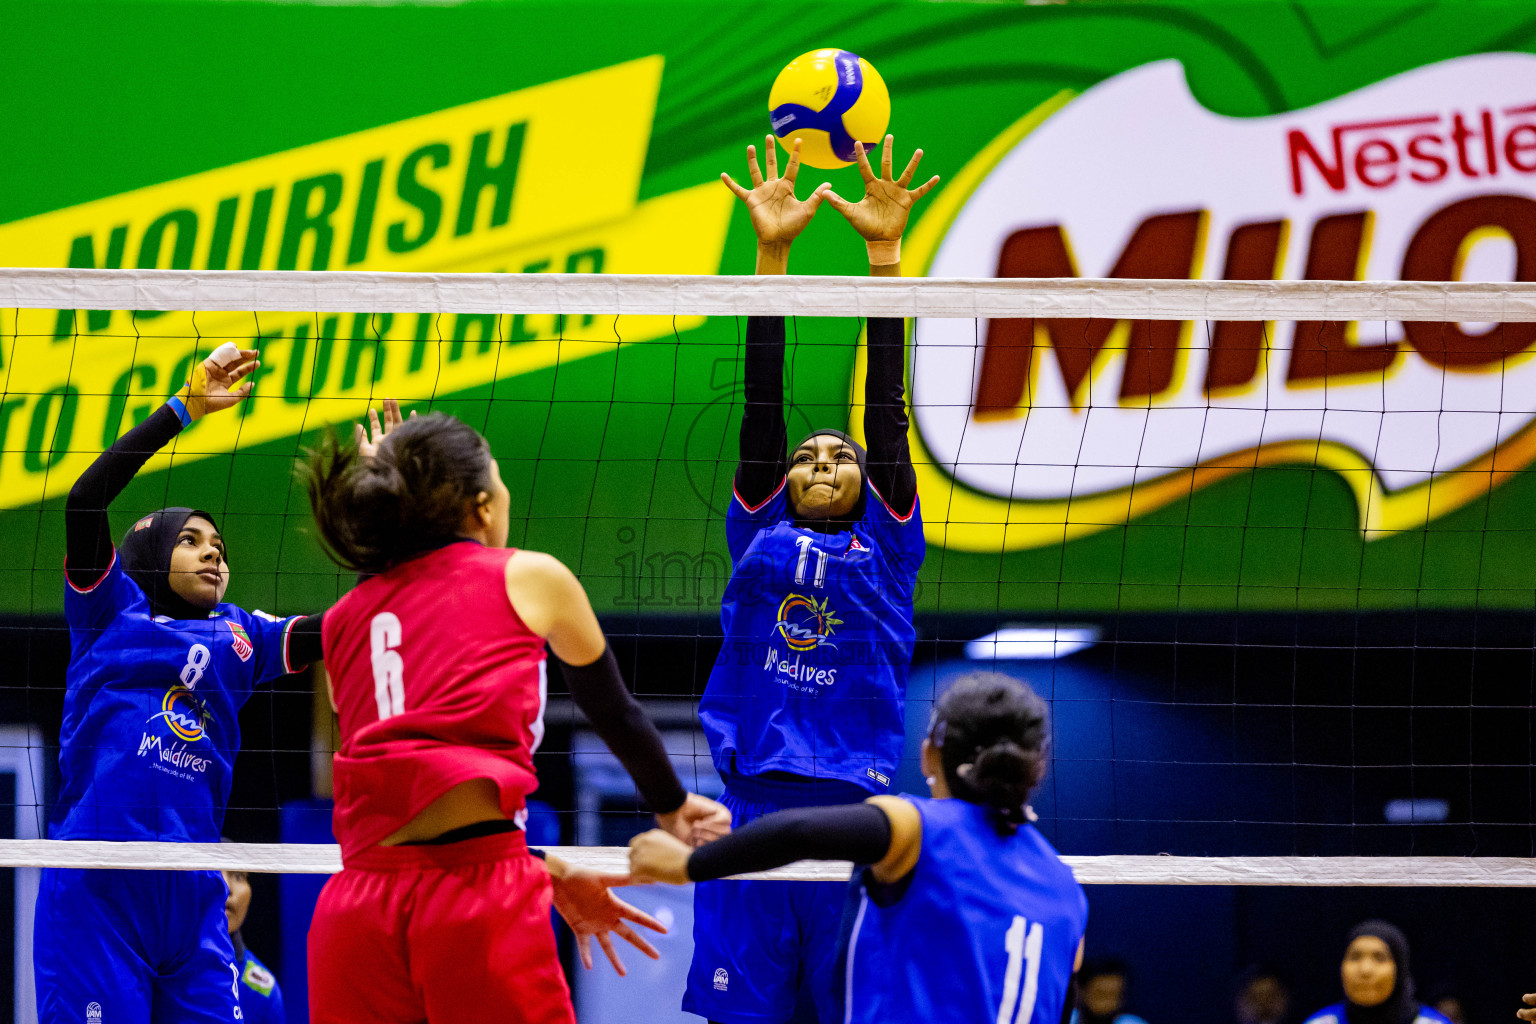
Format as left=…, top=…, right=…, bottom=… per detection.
left=790, top=428, right=868, bottom=533
left=119, top=506, right=222, bottom=620
left=1343, top=920, right=1418, bottom=1024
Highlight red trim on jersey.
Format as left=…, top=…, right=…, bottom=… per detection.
left=868, top=481, right=917, bottom=523
left=280, top=615, right=303, bottom=675
left=64, top=549, right=117, bottom=594
left=734, top=476, right=787, bottom=514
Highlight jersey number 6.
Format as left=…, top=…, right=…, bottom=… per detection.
left=370, top=612, right=405, bottom=720
left=997, top=915, right=1044, bottom=1024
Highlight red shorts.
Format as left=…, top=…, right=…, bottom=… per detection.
left=307, top=831, right=573, bottom=1024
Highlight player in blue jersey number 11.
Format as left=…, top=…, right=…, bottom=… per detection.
left=686, top=135, right=936, bottom=1024
left=634, top=673, right=1088, bottom=1024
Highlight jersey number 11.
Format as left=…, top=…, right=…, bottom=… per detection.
left=997, top=915, right=1044, bottom=1024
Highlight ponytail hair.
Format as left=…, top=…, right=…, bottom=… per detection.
left=300, top=412, right=493, bottom=574
left=929, top=672, right=1049, bottom=835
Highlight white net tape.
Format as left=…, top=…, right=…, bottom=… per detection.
left=2, top=267, right=1535, bottom=321
left=3, top=841, right=1535, bottom=886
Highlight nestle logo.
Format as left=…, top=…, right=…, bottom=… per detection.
left=1288, top=103, right=1536, bottom=195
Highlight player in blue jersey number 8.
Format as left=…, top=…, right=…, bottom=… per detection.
left=633, top=673, right=1089, bottom=1024
left=688, top=134, right=937, bottom=1024
left=33, top=344, right=344, bottom=1024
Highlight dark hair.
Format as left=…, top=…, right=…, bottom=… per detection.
left=928, top=672, right=1049, bottom=834
left=301, top=412, right=493, bottom=574
left=1080, top=958, right=1131, bottom=985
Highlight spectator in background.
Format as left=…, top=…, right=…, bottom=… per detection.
left=1074, top=959, right=1151, bottom=1024
left=1302, top=921, right=1452, bottom=1024
left=222, top=867, right=285, bottom=1024
left=1236, top=966, right=1291, bottom=1024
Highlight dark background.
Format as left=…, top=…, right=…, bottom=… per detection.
left=3, top=608, right=1533, bottom=1024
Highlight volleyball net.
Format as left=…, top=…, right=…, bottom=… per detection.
left=3, top=268, right=1536, bottom=886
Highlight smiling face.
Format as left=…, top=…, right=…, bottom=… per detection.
left=167, top=515, right=228, bottom=609
left=1342, top=935, right=1397, bottom=1007
left=787, top=434, right=862, bottom=520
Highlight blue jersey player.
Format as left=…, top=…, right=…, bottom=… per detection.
left=633, top=673, right=1089, bottom=1024
left=34, top=347, right=333, bottom=1024
left=690, top=134, right=938, bottom=1023
left=221, top=865, right=286, bottom=1024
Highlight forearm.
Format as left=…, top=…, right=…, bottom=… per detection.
left=863, top=316, right=917, bottom=514
left=685, top=803, right=892, bottom=882
left=65, top=402, right=186, bottom=587
left=734, top=315, right=788, bottom=506
left=559, top=645, right=687, bottom=815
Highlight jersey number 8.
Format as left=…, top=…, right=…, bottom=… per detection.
left=997, top=915, right=1044, bottom=1024
left=370, top=612, right=405, bottom=720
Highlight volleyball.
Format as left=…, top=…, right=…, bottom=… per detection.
left=768, top=48, right=890, bottom=169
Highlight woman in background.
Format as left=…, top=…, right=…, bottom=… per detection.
left=1302, top=922, right=1453, bottom=1024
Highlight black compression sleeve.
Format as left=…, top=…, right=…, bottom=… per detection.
left=558, top=645, right=687, bottom=815
left=65, top=403, right=186, bottom=589
left=686, top=803, right=892, bottom=882
left=863, top=317, right=917, bottom=516
left=285, top=613, right=325, bottom=670
left=734, top=316, right=788, bottom=507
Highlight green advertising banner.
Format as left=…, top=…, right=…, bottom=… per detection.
left=3, top=0, right=1535, bottom=617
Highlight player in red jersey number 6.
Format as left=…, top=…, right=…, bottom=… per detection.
left=302, top=407, right=730, bottom=1024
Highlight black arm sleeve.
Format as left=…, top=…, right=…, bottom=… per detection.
left=686, top=803, right=893, bottom=882
left=733, top=316, right=788, bottom=507
left=65, top=403, right=186, bottom=590
left=285, top=613, right=325, bottom=670
left=863, top=317, right=917, bottom=516
left=557, top=645, right=687, bottom=815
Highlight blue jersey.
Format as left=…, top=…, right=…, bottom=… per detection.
left=237, top=945, right=286, bottom=1024
left=842, top=797, right=1088, bottom=1024
left=1305, top=1005, right=1453, bottom=1024
left=699, top=482, right=925, bottom=791
left=57, top=553, right=300, bottom=842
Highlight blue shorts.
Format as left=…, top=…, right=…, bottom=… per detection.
left=685, top=776, right=870, bottom=1024
left=35, top=867, right=240, bottom=1024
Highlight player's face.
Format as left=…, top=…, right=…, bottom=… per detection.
left=787, top=435, right=861, bottom=519
left=221, top=868, right=251, bottom=934
left=168, top=516, right=228, bottom=609
left=1341, top=936, right=1396, bottom=1007
left=1083, top=975, right=1126, bottom=1017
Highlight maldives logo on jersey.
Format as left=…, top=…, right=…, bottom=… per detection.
left=773, top=594, right=842, bottom=651
left=150, top=685, right=209, bottom=742
left=905, top=52, right=1536, bottom=553
left=226, top=621, right=254, bottom=663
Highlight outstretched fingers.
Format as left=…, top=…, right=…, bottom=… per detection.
left=782, top=137, right=802, bottom=184
left=852, top=140, right=876, bottom=184
left=897, top=147, right=924, bottom=188
left=721, top=172, right=751, bottom=201
left=746, top=144, right=765, bottom=188
left=881, top=134, right=894, bottom=180
left=818, top=185, right=853, bottom=215
left=614, top=922, right=661, bottom=960
left=909, top=174, right=940, bottom=201
left=763, top=133, right=779, bottom=181
left=597, top=933, right=626, bottom=976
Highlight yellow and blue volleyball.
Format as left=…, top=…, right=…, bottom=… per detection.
left=768, top=49, right=890, bottom=170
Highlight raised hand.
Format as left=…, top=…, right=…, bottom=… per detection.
left=182, top=346, right=259, bottom=420
left=355, top=398, right=414, bottom=459
left=722, top=135, right=827, bottom=265
left=548, top=864, right=666, bottom=976
left=820, top=135, right=939, bottom=246
left=654, top=791, right=732, bottom=847
left=1518, top=993, right=1536, bottom=1021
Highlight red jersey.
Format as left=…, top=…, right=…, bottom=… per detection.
left=322, top=541, right=548, bottom=859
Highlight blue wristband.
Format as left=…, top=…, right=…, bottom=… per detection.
left=166, top=395, right=193, bottom=427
